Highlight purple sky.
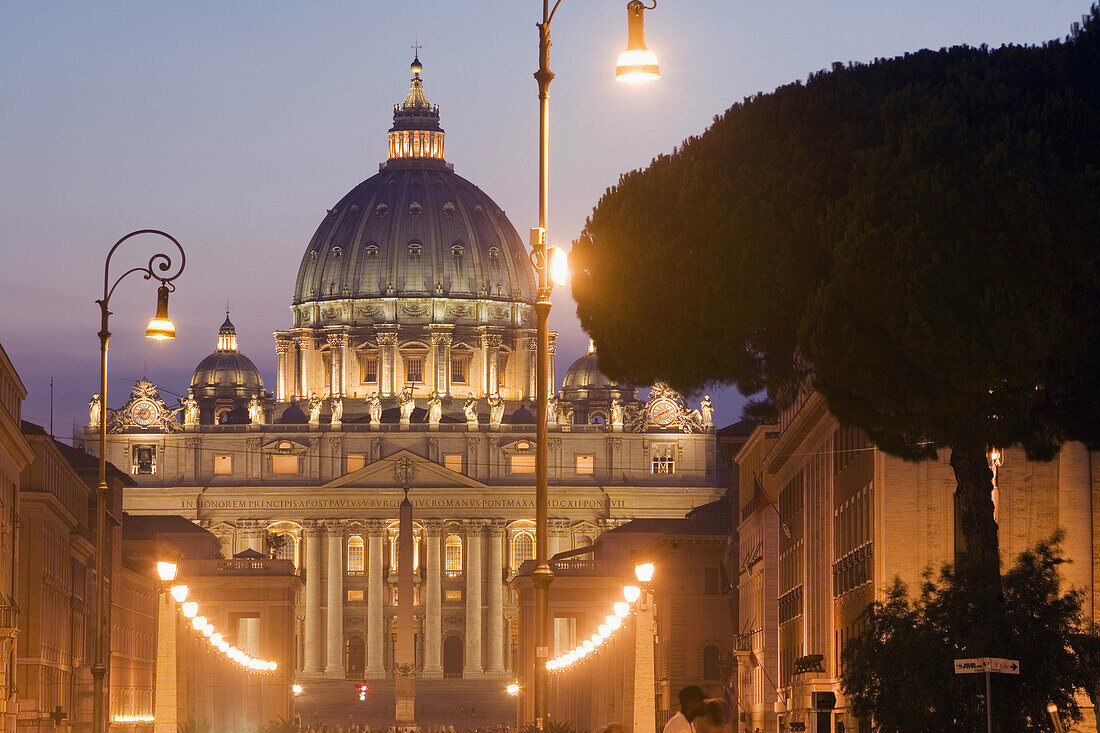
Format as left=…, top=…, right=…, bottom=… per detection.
left=0, top=1, right=1086, bottom=438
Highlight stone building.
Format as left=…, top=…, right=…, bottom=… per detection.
left=732, top=390, right=1099, bottom=733
left=511, top=501, right=733, bottom=731
left=0, top=345, right=33, bottom=733
left=78, top=57, right=723, bottom=724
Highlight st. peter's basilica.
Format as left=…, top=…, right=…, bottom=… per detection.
left=80, top=57, right=722, bottom=691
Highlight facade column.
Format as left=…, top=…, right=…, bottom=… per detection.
left=275, top=337, right=293, bottom=401
left=423, top=520, right=444, bottom=678
left=327, top=332, right=349, bottom=397
left=430, top=329, right=454, bottom=397
left=325, top=520, right=345, bottom=678
left=303, top=521, right=324, bottom=676
left=377, top=331, right=399, bottom=396
left=486, top=520, right=506, bottom=675
left=480, top=331, right=503, bottom=396
left=464, top=520, right=485, bottom=677
left=365, top=519, right=386, bottom=676
left=297, top=335, right=314, bottom=398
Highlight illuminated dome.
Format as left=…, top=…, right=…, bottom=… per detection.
left=290, top=57, right=535, bottom=322
left=191, top=314, right=264, bottom=401
left=559, top=341, right=637, bottom=423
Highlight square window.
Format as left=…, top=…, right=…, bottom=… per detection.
left=213, top=455, right=233, bottom=475
left=359, top=354, right=378, bottom=383
left=651, top=444, right=676, bottom=475
left=272, top=455, right=299, bottom=475
left=444, top=589, right=463, bottom=602
left=346, top=589, right=364, bottom=602
left=575, top=455, right=594, bottom=475
left=346, top=454, right=366, bottom=473
left=132, top=445, right=156, bottom=475
left=510, top=454, right=535, bottom=475
left=444, top=454, right=463, bottom=473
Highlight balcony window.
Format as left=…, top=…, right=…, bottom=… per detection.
left=512, top=531, right=534, bottom=567
left=444, top=534, right=463, bottom=575
left=347, top=536, right=365, bottom=573
left=451, top=356, right=468, bottom=384
left=405, top=356, right=423, bottom=384
left=359, top=354, right=378, bottom=383
left=651, top=444, right=676, bottom=474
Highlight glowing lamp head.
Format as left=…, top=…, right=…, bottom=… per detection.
left=181, top=601, right=198, bottom=618
left=549, top=247, right=570, bottom=287
left=616, top=0, right=660, bottom=83
left=191, top=616, right=206, bottom=631
left=606, top=614, right=622, bottom=630
left=634, top=562, right=655, bottom=583
left=591, top=633, right=603, bottom=646
left=614, top=601, right=629, bottom=618
left=506, top=683, right=520, bottom=696
left=623, top=585, right=642, bottom=603
left=202, top=623, right=214, bottom=637
left=145, top=285, right=176, bottom=340
left=156, top=561, right=177, bottom=582
left=169, top=584, right=188, bottom=603
left=598, top=624, right=610, bottom=638
left=582, top=640, right=595, bottom=653
left=1047, top=702, right=1058, bottom=714
left=292, top=684, right=303, bottom=696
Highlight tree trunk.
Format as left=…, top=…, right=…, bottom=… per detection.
left=950, top=443, right=1002, bottom=596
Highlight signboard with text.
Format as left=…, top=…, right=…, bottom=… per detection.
left=953, top=657, right=1020, bottom=674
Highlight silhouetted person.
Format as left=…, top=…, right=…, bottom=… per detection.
left=663, top=686, right=705, bottom=733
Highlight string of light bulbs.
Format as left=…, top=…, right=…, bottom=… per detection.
left=162, top=571, right=279, bottom=674
left=546, top=562, right=654, bottom=673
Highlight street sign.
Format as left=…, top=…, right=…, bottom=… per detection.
left=988, top=658, right=1020, bottom=674
left=953, top=657, right=1021, bottom=675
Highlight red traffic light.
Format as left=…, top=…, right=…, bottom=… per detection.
left=358, top=684, right=369, bottom=693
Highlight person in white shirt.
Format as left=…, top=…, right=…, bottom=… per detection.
left=662, top=686, right=706, bottom=733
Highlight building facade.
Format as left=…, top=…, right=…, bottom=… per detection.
left=733, top=390, right=1099, bottom=733
left=77, top=58, right=723, bottom=723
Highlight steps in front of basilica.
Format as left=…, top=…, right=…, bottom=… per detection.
left=293, top=678, right=517, bottom=727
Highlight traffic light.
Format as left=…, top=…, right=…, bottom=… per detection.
left=358, top=683, right=369, bottom=701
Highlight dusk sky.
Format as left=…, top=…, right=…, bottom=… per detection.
left=0, top=1, right=1086, bottom=438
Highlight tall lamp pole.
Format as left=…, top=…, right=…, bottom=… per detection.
left=93, top=230, right=185, bottom=733
left=531, top=3, right=659, bottom=728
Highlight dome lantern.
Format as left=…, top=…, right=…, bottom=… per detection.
left=388, top=53, right=445, bottom=162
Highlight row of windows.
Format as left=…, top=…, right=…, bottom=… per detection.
left=212, top=452, right=603, bottom=478
left=342, top=530, right=536, bottom=573
left=347, top=353, right=508, bottom=387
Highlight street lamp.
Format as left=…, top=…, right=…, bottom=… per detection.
left=531, top=3, right=660, bottom=729
left=93, top=230, right=185, bottom=733
left=156, top=561, right=178, bottom=582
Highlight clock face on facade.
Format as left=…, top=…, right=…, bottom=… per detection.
left=647, top=397, right=680, bottom=428
left=129, top=398, right=159, bottom=427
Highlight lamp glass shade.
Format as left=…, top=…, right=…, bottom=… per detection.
left=635, top=562, right=655, bottom=582
left=156, top=561, right=177, bottom=582
left=614, top=601, right=629, bottom=618
left=191, top=616, right=206, bottom=630
left=181, top=601, right=198, bottom=618
left=616, top=1, right=660, bottom=82
left=549, top=246, right=570, bottom=287
left=145, top=285, right=176, bottom=340
left=606, top=614, right=622, bottom=629
left=623, top=584, right=642, bottom=603
left=169, top=584, right=188, bottom=602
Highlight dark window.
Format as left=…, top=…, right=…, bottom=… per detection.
left=702, top=644, right=720, bottom=680
left=704, top=566, right=721, bottom=595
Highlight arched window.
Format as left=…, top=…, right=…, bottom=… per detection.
left=445, top=534, right=463, bottom=575
left=347, top=535, right=365, bottom=573
left=702, top=644, right=720, bottom=680
left=270, top=531, right=298, bottom=567
left=512, top=531, right=534, bottom=568
left=575, top=534, right=594, bottom=559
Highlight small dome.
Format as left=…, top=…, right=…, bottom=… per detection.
left=561, top=340, right=625, bottom=392
left=190, top=314, right=264, bottom=400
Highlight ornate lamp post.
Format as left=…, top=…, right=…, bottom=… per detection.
left=93, top=230, right=185, bottom=733
left=531, top=3, right=660, bottom=729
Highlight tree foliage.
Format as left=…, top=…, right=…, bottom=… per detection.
left=841, top=535, right=1092, bottom=732
left=572, top=7, right=1100, bottom=587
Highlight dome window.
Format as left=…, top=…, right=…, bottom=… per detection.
left=408, top=243, right=422, bottom=258
left=310, top=250, right=319, bottom=260
left=332, top=246, right=343, bottom=259
left=451, top=244, right=464, bottom=257
left=473, top=204, right=486, bottom=216
left=408, top=201, right=422, bottom=216
left=365, top=244, right=379, bottom=258
left=349, top=204, right=359, bottom=216
left=488, top=247, right=500, bottom=259
left=442, top=202, right=456, bottom=216
left=375, top=203, right=389, bottom=215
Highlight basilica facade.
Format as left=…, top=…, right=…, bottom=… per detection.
left=78, top=58, right=723, bottom=693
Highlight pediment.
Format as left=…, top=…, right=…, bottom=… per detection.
left=324, top=449, right=487, bottom=490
